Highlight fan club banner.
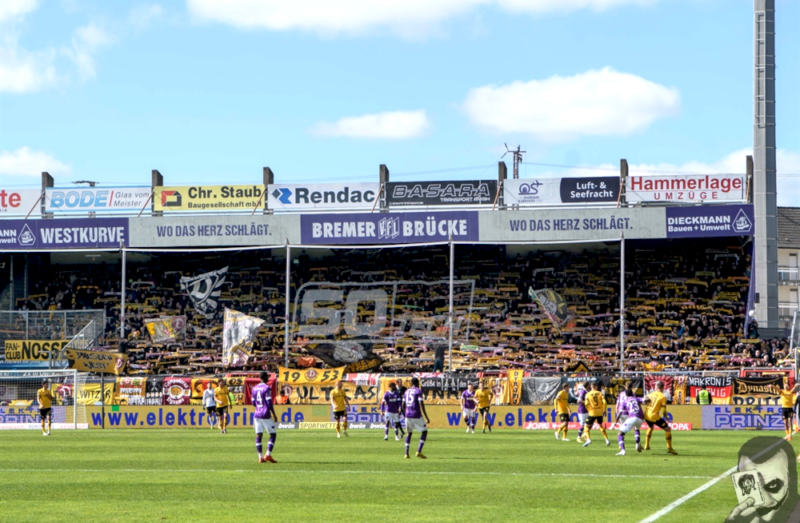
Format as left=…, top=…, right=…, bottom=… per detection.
left=191, top=377, right=246, bottom=405
left=65, top=349, right=127, bottom=375
left=504, top=369, right=524, bottom=405
left=686, top=375, right=733, bottom=404
left=144, top=318, right=176, bottom=343
left=414, top=374, right=481, bottom=405
left=278, top=367, right=346, bottom=385
left=521, top=377, right=562, bottom=405
left=504, top=177, right=619, bottom=206
left=222, top=309, right=265, bottom=366
left=162, top=377, right=192, bottom=405
left=626, top=174, right=745, bottom=204
left=180, top=267, right=228, bottom=315
left=386, top=180, right=497, bottom=206
left=116, top=377, right=147, bottom=405
left=4, top=340, right=68, bottom=361
left=284, top=382, right=379, bottom=405
left=154, top=185, right=265, bottom=212
left=731, top=376, right=784, bottom=406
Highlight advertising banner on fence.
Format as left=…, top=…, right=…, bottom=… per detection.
left=162, top=377, right=192, bottom=405
left=686, top=375, right=733, bottom=405
left=701, top=405, right=785, bottom=430
left=76, top=383, right=115, bottom=406
left=627, top=174, right=745, bottom=203
left=285, top=382, right=379, bottom=405
left=65, top=349, right=127, bottom=375
left=731, top=376, right=784, bottom=406
left=45, top=187, right=151, bottom=213
left=128, top=214, right=299, bottom=248
left=478, top=207, right=664, bottom=242
left=0, top=218, right=129, bottom=250
left=116, top=377, right=147, bottom=405
left=665, top=204, right=754, bottom=239
left=153, top=185, right=265, bottom=212
left=86, top=405, right=314, bottom=428
left=4, top=340, right=68, bottom=361
left=278, top=367, right=347, bottom=385
left=300, top=211, right=479, bottom=245
left=268, top=183, right=378, bottom=211
left=386, top=180, right=497, bottom=206
left=0, top=188, right=41, bottom=216
left=504, top=177, right=619, bottom=206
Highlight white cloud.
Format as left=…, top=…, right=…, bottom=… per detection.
left=463, top=67, right=680, bottom=142
left=0, top=147, right=72, bottom=178
left=0, top=0, right=37, bottom=23
left=128, top=4, right=164, bottom=31
left=310, top=110, right=430, bottom=139
left=62, top=23, right=113, bottom=80
left=186, top=0, right=653, bottom=37
left=0, top=44, right=56, bottom=93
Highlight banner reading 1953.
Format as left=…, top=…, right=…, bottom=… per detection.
left=154, top=185, right=265, bottom=212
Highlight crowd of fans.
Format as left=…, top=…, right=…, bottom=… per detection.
left=3, top=238, right=794, bottom=376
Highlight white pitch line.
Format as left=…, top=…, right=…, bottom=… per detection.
left=0, top=468, right=712, bottom=480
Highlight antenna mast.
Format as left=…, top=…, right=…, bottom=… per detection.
left=502, top=144, right=525, bottom=179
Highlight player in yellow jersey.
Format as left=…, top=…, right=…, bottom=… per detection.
left=554, top=383, right=571, bottom=441
left=37, top=380, right=54, bottom=436
left=779, top=382, right=799, bottom=439
left=582, top=382, right=610, bottom=447
left=643, top=381, right=677, bottom=455
left=475, top=382, right=494, bottom=433
left=214, top=381, right=230, bottom=434
left=332, top=381, right=350, bottom=438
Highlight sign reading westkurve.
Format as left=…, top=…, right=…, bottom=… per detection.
left=504, top=177, right=619, bottom=206
left=0, top=218, right=128, bottom=250
left=154, top=185, right=265, bottom=212
left=626, top=174, right=745, bottom=203
left=4, top=340, right=68, bottom=361
left=45, top=187, right=151, bottom=213
left=386, top=181, right=497, bottom=206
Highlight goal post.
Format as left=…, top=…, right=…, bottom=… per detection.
left=0, top=370, right=88, bottom=429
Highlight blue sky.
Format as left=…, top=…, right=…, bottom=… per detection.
left=1, top=0, right=798, bottom=204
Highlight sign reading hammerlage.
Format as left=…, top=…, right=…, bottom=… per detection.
left=45, top=187, right=151, bottom=213
left=386, top=180, right=497, bottom=206
left=0, top=188, right=41, bottom=216
left=627, top=174, right=745, bottom=203
left=154, top=185, right=265, bottom=212
left=665, top=204, right=754, bottom=238
left=0, top=218, right=129, bottom=250
left=504, top=177, right=619, bottom=206
left=300, top=211, right=479, bottom=244
left=268, top=183, right=379, bottom=211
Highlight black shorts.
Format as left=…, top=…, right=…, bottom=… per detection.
left=479, top=407, right=490, bottom=416
left=216, top=406, right=228, bottom=416
left=558, top=413, right=570, bottom=423
left=333, top=410, right=346, bottom=421
left=645, top=418, right=669, bottom=430
left=39, top=408, right=52, bottom=419
left=782, top=408, right=794, bottom=420
left=206, top=406, right=217, bottom=415
left=585, top=415, right=604, bottom=428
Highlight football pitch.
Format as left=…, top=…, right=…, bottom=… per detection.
left=1, top=429, right=795, bottom=522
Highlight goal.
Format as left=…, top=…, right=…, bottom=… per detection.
left=0, top=370, right=88, bottom=429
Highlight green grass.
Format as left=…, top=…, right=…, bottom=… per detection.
left=0, top=429, right=797, bottom=523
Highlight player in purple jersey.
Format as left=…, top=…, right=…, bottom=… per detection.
left=381, top=382, right=403, bottom=441
left=401, top=377, right=430, bottom=459
left=613, top=382, right=645, bottom=456
left=461, top=384, right=477, bottom=434
left=253, top=371, right=278, bottom=463
left=616, top=381, right=641, bottom=448
left=575, top=383, right=589, bottom=443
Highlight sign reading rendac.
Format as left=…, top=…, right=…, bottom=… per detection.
left=268, top=183, right=378, bottom=210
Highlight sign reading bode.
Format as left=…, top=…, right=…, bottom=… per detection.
left=128, top=215, right=299, bottom=248
left=503, top=177, right=619, bottom=206
left=268, top=183, right=378, bottom=211
left=0, top=189, right=41, bottom=216
left=153, top=185, right=265, bottom=212
left=665, top=204, right=754, bottom=238
left=4, top=340, right=68, bottom=361
left=0, top=218, right=128, bottom=250
left=386, top=180, right=497, bottom=206
left=45, top=187, right=151, bottom=213
left=626, top=174, right=745, bottom=203
left=300, top=211, right=479, bottom=244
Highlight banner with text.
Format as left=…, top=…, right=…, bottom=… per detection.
left=665, top=204, right=754, bottom=239
left=154, top=185, right=264, bottom=212
left=278, top=367, right=346, bottom=385
left=128, top=215, right=297, bottom=248
left=387, top=180, right=496, bottom=206
left=504, top=177, right=619, bottom=206
left=268, top=183, right=378, bottom=211
left=0, top=218, right=129, bottom=250
left=685, top=375, right=733, bottom=405
left=45, top=187, right=151, bottom=213
left=300, top=211, right=479, bottom=245
left=4, top=340, right=68, bottom=361
left=627, top=174, right=745, bottom=204
left=65, top=349, right=127, bottom=375
left=0, top=188, right=41, bottom=216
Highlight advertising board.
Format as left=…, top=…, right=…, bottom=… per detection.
left=268, top=183, right=378, bottom=211
left=387, top=180, right=496, bottom=206
left=0, top=218, right=129, bottom=250
left=153, top=185, right=265, bottom=212
left=504, top=177, right=619, bottom=206
left=45, top=187, right=151, bottom=213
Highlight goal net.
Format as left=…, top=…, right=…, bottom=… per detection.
left=0, top=370, right=88, bottom=429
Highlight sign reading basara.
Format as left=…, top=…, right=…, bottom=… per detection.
left=154, top=185, right=264, bottom=212
left=268, top=183, right=378, bottom=211
left=300, top=211, right=478, bottom=245
left=386, top=180, right=497, bottom=206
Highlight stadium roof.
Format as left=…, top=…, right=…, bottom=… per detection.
left=777, top=207, right=800, bottom=249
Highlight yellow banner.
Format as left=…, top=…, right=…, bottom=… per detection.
left=77, top=383, right=115, bottom=406
left=278, top=367, right=346, bottom=385
left=66, top=349, right=127, bottom=375
left=504, top=370, right=524, bottom=405
left=285, top=382, right=379, bottom=405
left=154, top=185, right=265, bottom=212
left=4, top=340, right=68, bottom=361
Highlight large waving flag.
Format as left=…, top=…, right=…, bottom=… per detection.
left=222, top=308, right=265, bottom=366
left=180, top=267, right=228, bottom=315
